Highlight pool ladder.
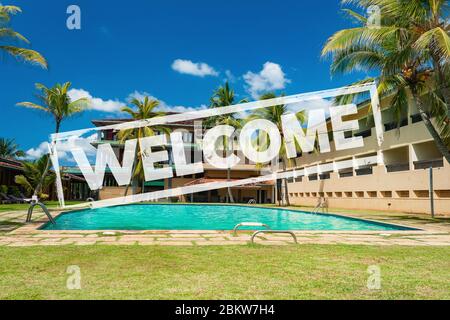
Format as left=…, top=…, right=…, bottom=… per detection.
left=232, top=222, right=298, bottom=244
left=26, top=202, right=56, bottom=225
left=251, top=230, right=298, bottom=244
left=311, top=198, right=328, bottom=214
left=233, top=222, right=270, bottom=235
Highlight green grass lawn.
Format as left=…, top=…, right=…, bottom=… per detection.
left=0, top=201, right=83, bottom=212
left=0, top=245, right=449, bottom=300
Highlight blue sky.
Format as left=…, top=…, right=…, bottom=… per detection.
left=1, top=0, right=368, bottom=157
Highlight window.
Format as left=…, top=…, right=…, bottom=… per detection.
left=367, top=191, right=377, bottom=198
left=381, top=191, right=392, bottom=198
left=435, top=190, right=450, bottom=198
left=396, top=190, right=409, bottom=198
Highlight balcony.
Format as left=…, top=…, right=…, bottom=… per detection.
left=384, top=118, right=408, bottom=131
left=339, top=169, right=353, bottom=178
left=354, top=129, right=372, bottom=138
left=410, top=112, right=430, bottom=124
left=386, top=163, right=410, bottom=173
left=319, top=172, right=331, bottom=180
left=413, top=159, right=444, bottom=170
left=356, top=166, right=373, bottom=176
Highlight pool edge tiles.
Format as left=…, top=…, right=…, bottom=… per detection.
left=39, top=204, right=420, bottom=232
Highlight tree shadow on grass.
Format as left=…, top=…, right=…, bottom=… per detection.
left=376, top=214, right=450, bottom=225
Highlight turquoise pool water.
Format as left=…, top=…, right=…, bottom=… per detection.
left=41, top=204, right=414, bottom=231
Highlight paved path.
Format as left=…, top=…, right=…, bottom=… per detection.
left=1, top=207, right=449, bottom=247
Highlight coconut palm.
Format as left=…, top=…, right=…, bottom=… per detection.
left=208, top=82, right=248, bottom=203
left=322, top=0, right=450, bottom=163
left=249, top=93, right=306, bottom=206
left=0, top=137, right=25, bottom=158
left=17, top=82, right=88, bottom=200
left=14, top=154, right=55, bottom=199
left=0, top=5, right=47, bottom=68
left=118, top=96, right=171, bottom=196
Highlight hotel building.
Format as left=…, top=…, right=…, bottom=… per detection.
left=91, top=94, right=450, bottom=216
left=286, top=94, right=450, bottom=216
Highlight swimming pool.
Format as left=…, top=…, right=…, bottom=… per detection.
left=41, top=204, right=415, bottom=231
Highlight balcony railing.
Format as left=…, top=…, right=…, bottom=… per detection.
left=356, top=166, right=373, bottom=176
left=354, top=129, right=372, bottom=138
left=319, top=173, right=331, bottom=180
left=386, top=163, right=410, bottom=173
left=384, top=118, right=408, bottom=131
left=410, top=112, right=431, bottom=124
left=339, top=171, right=353, bottom=178
left=413, top=159, right=444, bottom=170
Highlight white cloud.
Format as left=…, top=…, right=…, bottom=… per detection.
left=127, top=90, right=207, bottom=113
left=68, top=88, right=124, bottom=113
left=68, top=88, right=206, bottom=115
left=26, top=142, right=50, bottom=159
left=243, top=62, right=290, bottom=99
left=26, top=134, right=98, bottom=161
left=171, top=59, right=219, bottom=77
left=225, top=70, right=236, bottom=83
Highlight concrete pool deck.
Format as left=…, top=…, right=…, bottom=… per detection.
left=1, top=205, right=449, bottom=247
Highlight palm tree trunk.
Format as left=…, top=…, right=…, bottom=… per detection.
left=412, top=88, right=450, bottom=164
left=32, top=122, right=60, bottom=201
left=227, top=167, right=234, bottom=203
left=124, top=182, right=131, bottom=197
left=124, top=145, right=139, bottom=197
left=131, top=178, right=138, bottom=195
left=223, top=135, right=234, bottom=203
left=281, top=159, right=291, bottom=206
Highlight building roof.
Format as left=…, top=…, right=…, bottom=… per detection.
left=0, top=157, right=23, bottom=171
left=184, top=178, right=274, bottom=189
left=91, top=112, right=196, bottom=128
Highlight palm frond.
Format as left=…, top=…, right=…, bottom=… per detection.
left=331, top=47, right=384, bottom=74
left=16, top=101, right=48, bottom=112
left=342, top=8, right=368, bottom=24
left=0, top=46, right=47, bottom=68
left=414, top=27, right=450, bottom=64
left=322, top=26, right=400, bottom=57
left=0, top=28, right=29, bottom=42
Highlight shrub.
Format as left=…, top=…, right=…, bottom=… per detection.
left=9, top=186, right=21, bottom=196
left=0, top=185, right=8, bottom=194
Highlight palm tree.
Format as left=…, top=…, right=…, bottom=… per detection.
left=322, top=0, right=450, bottom=163
left=208, top=82, right=248, bottom=203
left=249, top=93, right=306, bottom=206
left=14, top=154, right=55, bottom=199
left=17, top=82, right=88, bottom=200
left=0, top=5, right=47, bottom=68
left=0, top=137, right=24, bottom=158
left=118, top=96, right=171, bottom=196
